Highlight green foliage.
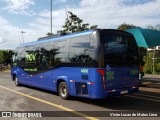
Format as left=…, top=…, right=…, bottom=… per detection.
left=0, top=51, right=4, bottom=64
left=156, top=63, right=160, bottom=71
left=143, top=24, right=160, bottom=74
left=143, top=50, right=160, bottom=74
left=46, top=32, right=54, bottom=36
left=0, top=50, right=14, bottom=65
left=155, top=50, right=160, bottom=73
left=59, top=11, right=98, bottom=33
left=146, top=24, right=160, bottom=31
left=117, top=22, right=139, bottom=31
left=143, top=51, right=153, bottom=74
left=139, top=47, right=147, bottom=66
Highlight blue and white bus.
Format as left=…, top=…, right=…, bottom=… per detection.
left=11, top=29, right=139, bottom=99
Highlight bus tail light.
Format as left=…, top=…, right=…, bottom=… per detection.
left=87, top=82, right=94, bottom=85
left=132, top=86, right=137, bottom=89
left=96, top=69, right=106, bottom=90
left=96, top=69, right=104, bottom=76
left=70, top=80, right=75, bottom=83
left=108, top=89, right=116, bottom=92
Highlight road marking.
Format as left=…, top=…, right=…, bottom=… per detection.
left=134, top=93, right=160, bottom=99
left=0, top=85, right=99, bottom=120
left=126, top=95, right=160, bottom=103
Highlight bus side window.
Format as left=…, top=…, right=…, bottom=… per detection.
left=68, top=35, right=93, bottom=63
left=12, top=52, right=18, bottom=66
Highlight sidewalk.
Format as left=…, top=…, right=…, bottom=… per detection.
left=144, top=74, right=160, bottom=79
left=141, top=74, right=160, bottom=89
left=140, top=87, right=160, bottom=93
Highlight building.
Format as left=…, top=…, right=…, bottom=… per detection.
left=147, top=46, right=160, bottom=51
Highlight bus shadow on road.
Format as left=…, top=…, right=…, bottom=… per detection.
left=18, top=84, right=59, bottom=96
left=19, top=84, right=160, bottom=112
left=69, top=91, right=160, bottom=112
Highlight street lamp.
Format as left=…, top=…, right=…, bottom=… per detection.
left=21, top=31, right=26, bottom=44
left=152, top=46, right=157, bottom=74
left=51, top=0, right=53, bottom=34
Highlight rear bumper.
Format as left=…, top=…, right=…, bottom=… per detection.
left=88, top=84, right=139, bottom=99
left=106, top=87, right=139, bottom=98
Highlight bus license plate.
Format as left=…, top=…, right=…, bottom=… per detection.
left=121, top=90, right=128, bottom=94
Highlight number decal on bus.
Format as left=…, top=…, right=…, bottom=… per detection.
left=106, top=71, right=114, bottom=80
left=81, top=69, right=88, bottom=74
left=130, top=70, right=139, bottom=75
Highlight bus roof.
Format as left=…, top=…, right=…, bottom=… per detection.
left=18, top=29, right=132, bottom=48
left=19, top=29, right=94, bottom=47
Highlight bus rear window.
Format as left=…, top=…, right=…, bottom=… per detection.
left=103, top=33, right=138, bottom=63
left=104, top=35, right=128, bottom=62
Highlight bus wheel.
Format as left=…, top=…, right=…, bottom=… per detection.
left=58, top=82, right=69, bottom=100
left=15, top=77, right=20, bottom=86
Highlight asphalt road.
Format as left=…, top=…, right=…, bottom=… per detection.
left=142, top=74, right=160, bottom=88
left=0, top=72, right=160, bottom=120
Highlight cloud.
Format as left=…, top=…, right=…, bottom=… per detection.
left=0, top=16, right=41, bottom=49
left=0, top=17, right=21, bottom=49
left=2, top=0, right=36, bottom=16
left=36, top=0, right=160, bottom=31
left=31, top=9, right=67, bottom=32
left=77, top=0, right=160, bottom=27
left=59, top=0, right=67, bottom=3
left=0, top=0, right=160, bottom=50
left=26, top=0, right=160, bottom=42
left=0, top=37, right=7, bottom=44
left=53, top=0, right=67, bottom=4
left=120, top=0, right=156, bottom=6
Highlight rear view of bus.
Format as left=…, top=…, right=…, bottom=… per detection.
left=91, top=29, right=139, bottom=98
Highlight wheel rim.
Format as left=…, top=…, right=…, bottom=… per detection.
left=60, top=86, right=67, bottom=97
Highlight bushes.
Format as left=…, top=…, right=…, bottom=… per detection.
left=143, top=51, right=160, bottom=74
left=0, top=50, right=13, bottom=69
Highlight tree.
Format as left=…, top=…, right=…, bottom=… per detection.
left=117, top=22, right=139, bottom=31
left=0, top=50, right=4, bottom=64
left=155, top=50, right=160, bottom=74
left=143, top=50, right=160, bottom=74
left=139, top=47, right=147, bottom=66
left=46, top=32, right=54, bottom=36
left=143, top=24, right=160, bottom=74
left=58, top=11, right=98, bottom=33
left=143, top=51, right=153, bottom=74
left=146, top=24, right=160, bottom=31
left=0, top=50, right=14, bottom=65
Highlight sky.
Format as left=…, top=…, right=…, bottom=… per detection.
left=0, top=0, right=160, bottom=50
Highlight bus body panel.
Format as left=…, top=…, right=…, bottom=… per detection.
left=11, top=29, right=139, bottom=99
left=11, top=66, right=139, bottom=99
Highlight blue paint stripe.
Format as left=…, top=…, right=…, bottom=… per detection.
left=19, top=30, right=93, bottom=47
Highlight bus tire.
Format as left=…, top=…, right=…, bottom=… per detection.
left=12, top=74, right=16, bottom=81
left=15, top=77, right=20, bottom=86
left=58, top=82, right=69, bottom=100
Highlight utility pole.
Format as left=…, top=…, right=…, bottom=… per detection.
left=51, top=0, right=53, bottom=34
left=21, top=31, right=26, bottom=44
left=152, top=46, right=157, bottom=74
